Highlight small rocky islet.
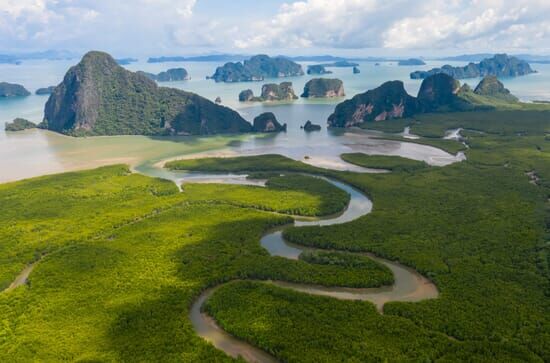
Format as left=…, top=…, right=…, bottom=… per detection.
left=301, top=78, right=345, bottom=98
left=301, top=120, right=322, bottom=131
left=239, top=82, right=298, bottom=102
left=307, top=65, right=332, bottom=75
left=4, top=118, right=37, bottom=132
left=252, top=112, right=287, bottom=132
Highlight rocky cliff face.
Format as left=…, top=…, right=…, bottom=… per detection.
left=328, top=73, right=520, bottom=128
left=328, top=81, right=417, bottom=127
left=42, top=51, right=251, bottom=136
left=417, top=73, right=468, bottom=111
left=210, top=55, right=304, bottom=82
left=0, top=82, right=30, bottom=97
left=260, top=82, right=298, bottom=101
left=411, top=54, right=535, bottom=79
left=239, top=89, right=255, bottom=102
left=301, top=78, right=345, bottom=98
left=238, top=82, right=298, bottom=102
left=252, top=112, right=287, bottom=132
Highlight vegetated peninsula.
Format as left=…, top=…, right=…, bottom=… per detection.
left=398, top=58, right=426, bottom=66
left=209, top=55, right=304, bottom=82
left=41, top=51, right=252, bottom=136
left=4, top=118, right=36, bottom=131
left=327, top=73, right=520, bottom=127
left=138, top=68, right=190, bottom=82
left=238, top=82, right=298, bottom=102
left=302, top=78, right=345, bottom=98
left=410, top=54, right=535, bottom=79
left=0, top=82, right=30, bottom=97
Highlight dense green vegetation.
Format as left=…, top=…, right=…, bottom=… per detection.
left=171, top=109, right=550, bottom=361
left=1, top=164, right=385, bottom=361
left=166, top=154, right=321, bottom=174
left=205, top=281, right=540, bottom=362
left=299, top=250, right=394, bottom=286
left=1, top=108, right=549, bottom=361
left=182, top=174, right=349, bottom=217
left=340, top=153, right=428, bottom=172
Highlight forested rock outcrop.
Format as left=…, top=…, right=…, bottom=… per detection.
left=42, top=51, right=251, bottom=136
left=210, top=55, right=304, bottom=82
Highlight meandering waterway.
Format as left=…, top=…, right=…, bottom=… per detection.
left=188, top=175, right=438, bottom=363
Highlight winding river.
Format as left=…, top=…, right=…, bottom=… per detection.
left=189, top=175, right=439, bottom=363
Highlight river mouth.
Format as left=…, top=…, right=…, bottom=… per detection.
left=188, top=174, right=439, bottom=363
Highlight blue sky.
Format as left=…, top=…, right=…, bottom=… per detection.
left=1, top=0, right=549, bottom=57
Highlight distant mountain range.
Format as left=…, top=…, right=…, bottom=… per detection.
left=410, top=54, right=536, bottom=80
left=146, top=54, right=429, bottom=63
left=148, top=54, right=248, bottom=63
left=0, top=50, right=78, bottom=64
left=438, top=53, right=550, bottom=64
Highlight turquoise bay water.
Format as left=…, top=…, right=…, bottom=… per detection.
left=0, top=58, right=548, bottom=182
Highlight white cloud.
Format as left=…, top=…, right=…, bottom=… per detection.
left=0, top=0, right=549, bottom=54
left=0, top=0, right=198, bottom=53
left=234, top=0, right=550, bottom=53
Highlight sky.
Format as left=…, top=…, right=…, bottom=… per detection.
left=0, top=0, right=549, bottom=57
